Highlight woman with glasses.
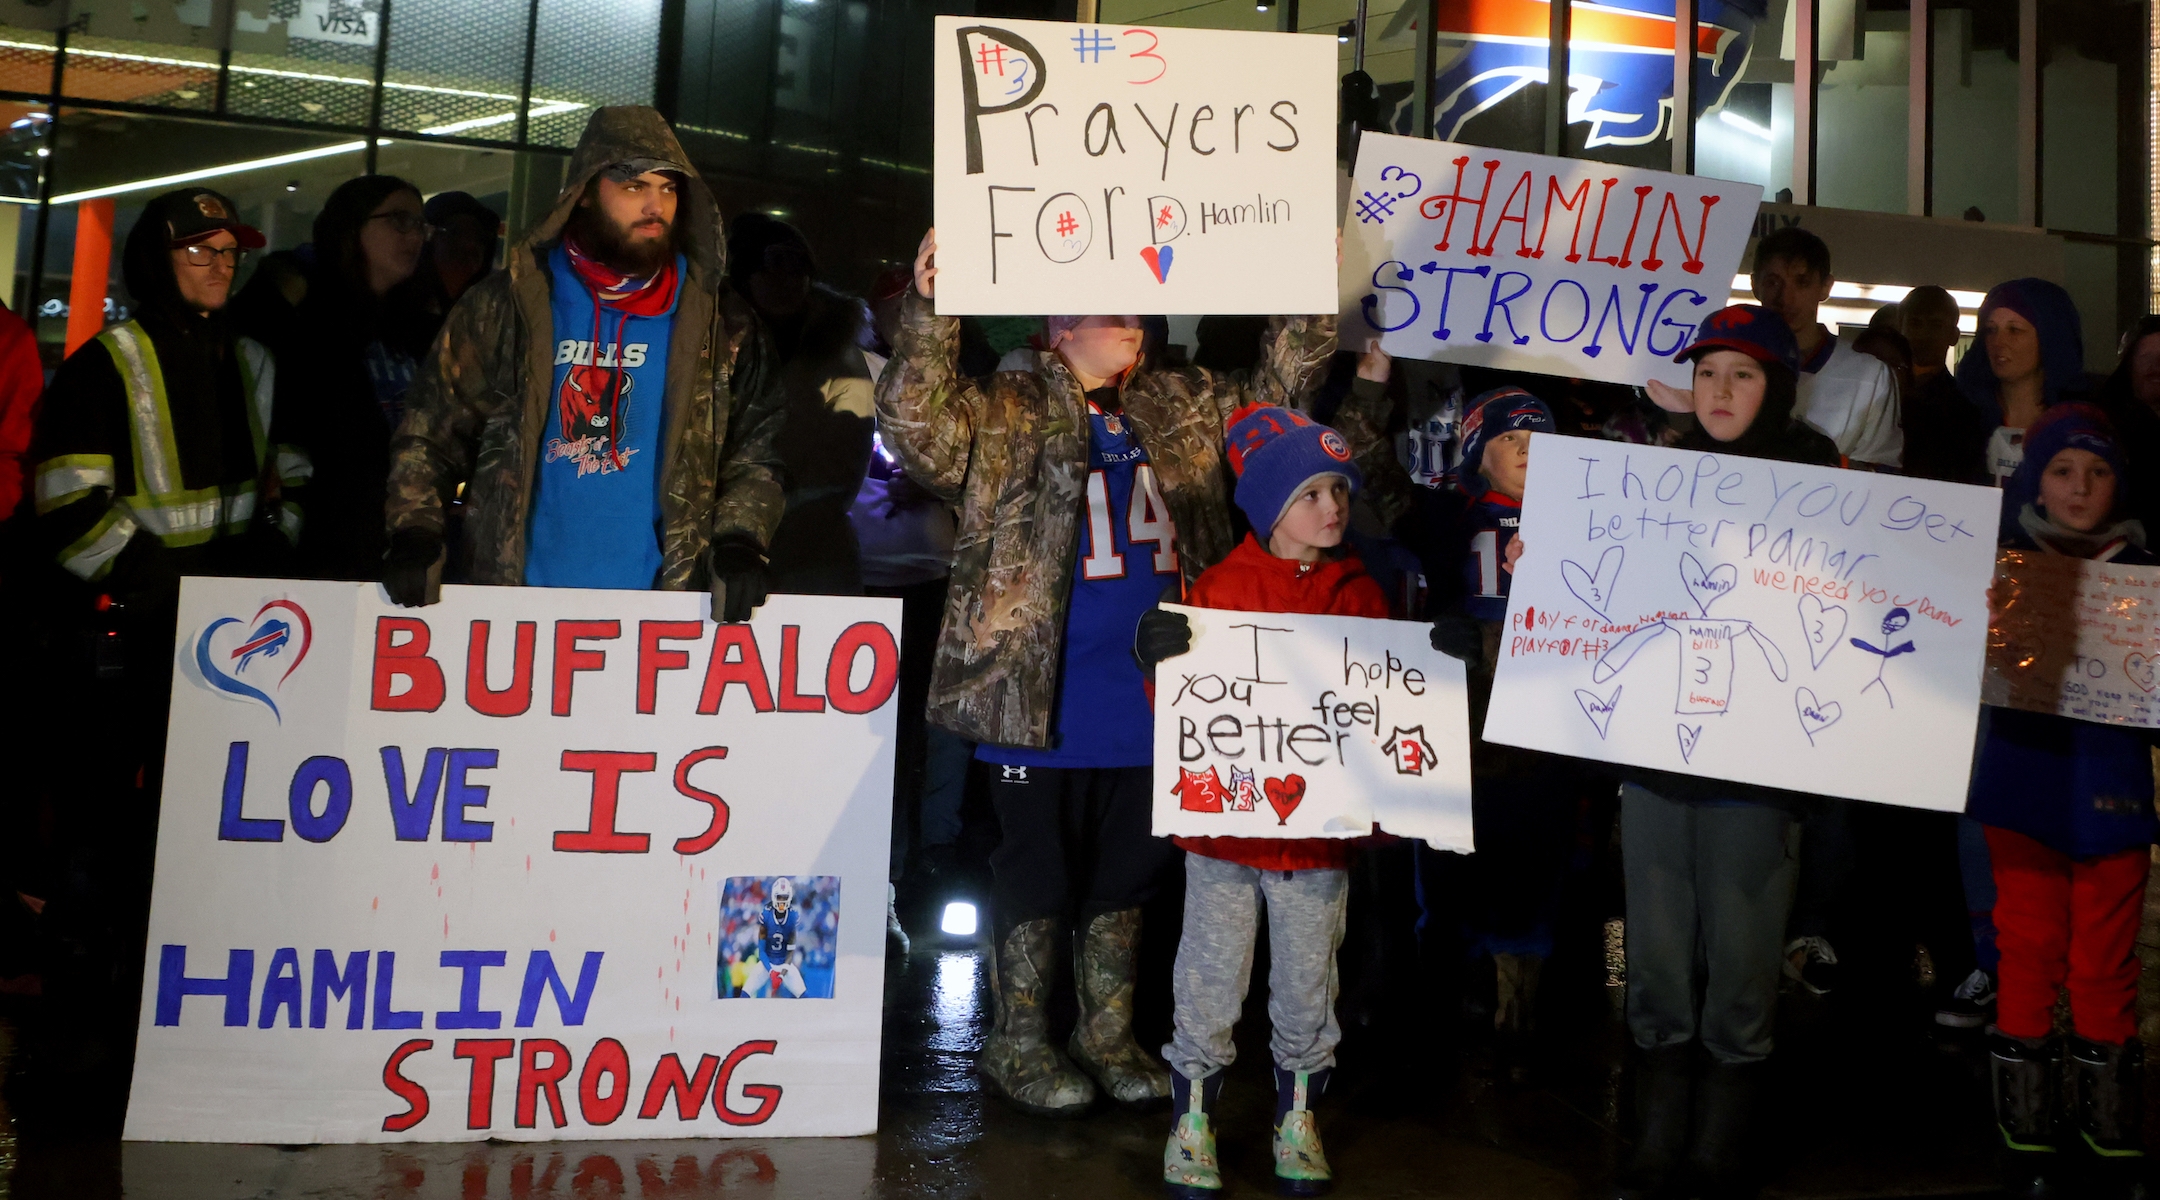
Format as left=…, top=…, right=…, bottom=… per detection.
left=241, top=174, right=438, bottom=582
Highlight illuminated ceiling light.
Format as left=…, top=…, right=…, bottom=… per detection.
left=50, top=139, right=368, bottom=204
left=1338, top=22, right=1355, bottom=42
left=1717, top=110, right=1772, bottom=141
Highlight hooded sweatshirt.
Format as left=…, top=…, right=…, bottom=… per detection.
left=2099, top=314, right=2160, bottom=536
left=1954, top=278, right=2087, bottom=489
left=385, top=106, right=785, bottom=590
left=1967, top=408, right=2158, bottom=859
left=31, top=191, right=286, bottom=588
left=1172, top=532, right=1391, bottom=871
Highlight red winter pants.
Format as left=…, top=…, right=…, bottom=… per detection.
left=1985, top=826, right=2150, bottom=1043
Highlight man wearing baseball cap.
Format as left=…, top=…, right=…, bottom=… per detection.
left=31, top=185, right=300, bottom=592
left=26, top=185, right=307, bottom=945
left=382, top=106, right=785, bottom=617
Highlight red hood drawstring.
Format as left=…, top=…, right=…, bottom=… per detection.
left=564, top=234, right=680, bottom=470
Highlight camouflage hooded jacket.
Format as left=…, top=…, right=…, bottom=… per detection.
left=877, top=293, right=1379, bottom=749
left=384, top=106, right=784, bottom=588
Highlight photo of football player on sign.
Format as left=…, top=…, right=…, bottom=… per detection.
left=717, top=875, right=841, bottom=999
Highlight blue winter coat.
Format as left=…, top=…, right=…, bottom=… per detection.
left=1967, top=535, right=2160, bottom=859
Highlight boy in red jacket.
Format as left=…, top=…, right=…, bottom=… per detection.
left=1139, top=403, right=1386, bottom=1199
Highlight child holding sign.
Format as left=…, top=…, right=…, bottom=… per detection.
left=1968, top=405, right=2153, bottom=1194
left=1439, top=387, right=1581, bottom=1045
left=1134, top=404, right=1387, bottom=1198
left=879, top=231, right=1355, bottom=1120
left=1609, top=307, right=1840, bottom=1200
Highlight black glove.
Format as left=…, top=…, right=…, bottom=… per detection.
left=1133, top=605, right=1192, bottom=669
left=708, top=535, right=770, bottom=623
left=108, top=533, right=181, bottom=613
left=382, top=529, right=444, bottom=608
left=1429, top=614, right=1484, bottom=670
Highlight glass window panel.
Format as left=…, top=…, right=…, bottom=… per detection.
left=29, top=108, right=365, bottom=350
left=1931, top=0, right=2018, bottom=224
left=0, top=12, right=58, bottom=100
left=60, top=36, right=219, bottom=112
left=381, top=0, right=528, bottom=141
left=1696, top=0, right=1789, bottom=199
left=225, top=1, right=380, bottom=128
left=526, top=0, right=661, bottom=148
left=1815, top=7, right=1909, bottom=213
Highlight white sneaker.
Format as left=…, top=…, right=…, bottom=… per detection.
left=1783, top=936, right=1839, bottom=996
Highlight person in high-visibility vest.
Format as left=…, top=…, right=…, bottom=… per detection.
left=31, top=186, right=306, bottom=597
left=28, top=187, right=307, bottom=801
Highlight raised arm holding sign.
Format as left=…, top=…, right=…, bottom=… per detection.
left=932, top=17, right=1337, bottom=315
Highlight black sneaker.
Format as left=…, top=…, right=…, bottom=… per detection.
left=1783, top=936, right=1841, bottom=996
left=1935, top=969, right=1996, bottom=1029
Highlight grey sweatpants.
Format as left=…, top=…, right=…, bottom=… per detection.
left=1163, top=852, right=1349, bottom=1081
left=1621, top=783, right=1803, bottom=1065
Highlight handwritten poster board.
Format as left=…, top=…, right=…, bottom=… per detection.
left=1984, top=550, right=2160, bottom=728
left=1484, top=435, right=2001, bottom=811
left=126, top=580, right=897, bottom=1143
left=931, top=17, right=1337, bottom=315
left=1150, top=605, right=1474, bottom=851
left=1339, top=133, right=1762, bottom=388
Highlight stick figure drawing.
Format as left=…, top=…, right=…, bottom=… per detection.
left=1849, top=607, right=1917, bottom=706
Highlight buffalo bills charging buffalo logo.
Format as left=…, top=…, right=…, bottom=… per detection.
left=549, top=362, right=640, bottom=476
left=193, top=599, right=311, bottom=722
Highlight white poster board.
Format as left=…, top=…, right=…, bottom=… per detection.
left=1984, top=550, right=2160, bottom=728
left=932, top=16, right=1337, bottom=315
left=1339, top=133, right=1761, bottom=388
left=1151, top=605, right=1474, bottom=851
left=1484, top=435, right=2001, bottom=811
left=126, top=580, right=898, bottom=1144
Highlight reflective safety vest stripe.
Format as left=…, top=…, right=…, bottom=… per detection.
left=48, top=322, right=280, bottom=580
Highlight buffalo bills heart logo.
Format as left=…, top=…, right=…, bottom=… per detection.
left=194, top=600, right=311, bottom=722
left=1140, top=245, right=1173, bottom=283
left=1264, top=775, right=1306, bottom=826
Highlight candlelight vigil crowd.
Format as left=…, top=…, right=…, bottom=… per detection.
left=3, top=100, right=2160, bottom=1200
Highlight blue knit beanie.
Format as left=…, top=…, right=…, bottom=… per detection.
left=1225, top=404, right=1362, bottom=536
left=1457, top=386, right=1556, bottom=498
left=2008, top=402, right=2127, bottom=521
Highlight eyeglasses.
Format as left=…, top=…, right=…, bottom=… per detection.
left=180, top=244, right=248, bottom=268
left=367, top=211, right=434, bottom=237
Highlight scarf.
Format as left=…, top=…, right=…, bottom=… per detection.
left=561, top=234, right=681, bottom=469
left=2017, top=502, right=2148, bottom=560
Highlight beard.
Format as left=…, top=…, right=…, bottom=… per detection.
left=568, top=202, right=676, bottom=277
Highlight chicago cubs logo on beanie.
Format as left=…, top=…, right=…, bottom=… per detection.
left=1225, top=403, right=1362, bottom=535
left=1677, top=305, right=1800, bottom=374
left=1458, top=386, right=1555, bottom=498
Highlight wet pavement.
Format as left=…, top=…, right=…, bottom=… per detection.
left=0, top=893, right=2025, bottom=1200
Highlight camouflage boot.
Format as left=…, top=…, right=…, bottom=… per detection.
left=981, top=918, right=1094, bottom=1117
left=1070, top=908, right=1173, bottom=1108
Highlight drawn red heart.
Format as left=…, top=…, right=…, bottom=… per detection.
left=1264, top=775, right=1306, bottom=826
left=1139, top=244, right=1173, bottom=283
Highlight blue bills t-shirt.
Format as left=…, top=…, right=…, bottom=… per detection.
left=524, top=243, right=681, bottom=588
left=980, top=396, right=1180, bottom=769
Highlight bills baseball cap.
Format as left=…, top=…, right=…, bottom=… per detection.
left=1676, top=304, right=1799, bottom=375
left=154, top=187, right=265, bottom=249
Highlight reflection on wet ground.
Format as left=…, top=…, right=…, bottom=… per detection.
left=0, top=930, right=2024, bottom=1199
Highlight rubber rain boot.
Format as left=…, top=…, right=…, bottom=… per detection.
left=1991, top=1032, right=2063, bottom=1198
left=2070, top=1036, right=2147, bottom=1199
left=1163, top=1068, right=1225, bottom=1199
left=1688, top=1058, right=1766, bottom=1199
left=1070, top=907, right=1173, bottom=1108
left=1614, top=1043, right=1694, bottom=1200
left=980, top=918, right=1094, bottom=1117
left=1272, top=1066, right=1333, bottom=1196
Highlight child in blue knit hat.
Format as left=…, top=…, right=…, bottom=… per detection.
left=1137, top=401, right=1387, bottom=1200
